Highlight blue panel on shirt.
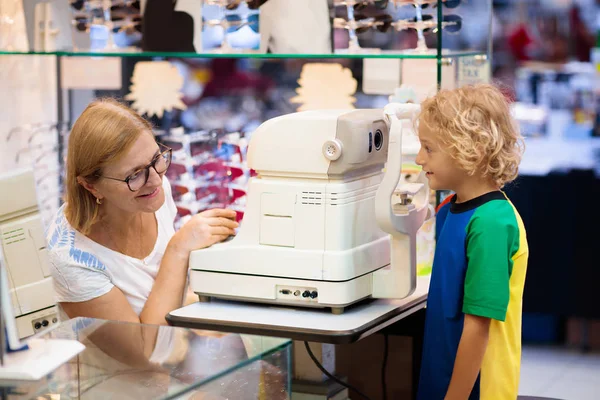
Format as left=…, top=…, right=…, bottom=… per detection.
left=417, top=201, right=479, bottom=400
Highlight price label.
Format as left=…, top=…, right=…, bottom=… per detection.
left=458, top=56, right=490, bottom=86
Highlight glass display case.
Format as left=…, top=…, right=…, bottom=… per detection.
left=0, top=317, right=291, bottom=400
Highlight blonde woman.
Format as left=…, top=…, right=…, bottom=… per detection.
left=46, top=98, right=238, bottom=326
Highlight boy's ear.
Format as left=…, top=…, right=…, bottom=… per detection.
left=77, top=176, right=102, bottom=199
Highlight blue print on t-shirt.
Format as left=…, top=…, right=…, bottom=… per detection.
left=48, top=208, right=106, bottom=271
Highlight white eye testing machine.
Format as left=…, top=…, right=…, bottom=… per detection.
left=0, top=169, right=59, bottom=337
left=188, top=104, right=431, bottom=314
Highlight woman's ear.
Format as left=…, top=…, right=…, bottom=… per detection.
left=77, top=176, right=102, bottom=200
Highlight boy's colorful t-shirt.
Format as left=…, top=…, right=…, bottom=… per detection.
left=417, top=191, right=528, bottom=400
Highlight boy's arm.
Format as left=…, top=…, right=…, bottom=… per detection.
left=442, top=204, right=520, bottom=399
left=444, top=314, right=491, bottom=400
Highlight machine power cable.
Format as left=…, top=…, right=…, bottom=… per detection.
left=303, top=341, right=372, bottom=400
left=382, top=333, right=389, bottom=400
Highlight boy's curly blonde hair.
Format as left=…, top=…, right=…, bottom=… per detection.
left=418, top=84, right=524, bottom=188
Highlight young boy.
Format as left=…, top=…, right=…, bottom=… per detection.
left=415, top=84, right=528, bottom=400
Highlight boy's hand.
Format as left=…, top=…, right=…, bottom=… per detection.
left=444, top=314, right=491, bottom=400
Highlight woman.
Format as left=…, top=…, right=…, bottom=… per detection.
left=47, top=98, right=238, bottom=326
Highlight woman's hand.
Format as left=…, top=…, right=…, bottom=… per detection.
left=168, top=208, right=238, bottom=259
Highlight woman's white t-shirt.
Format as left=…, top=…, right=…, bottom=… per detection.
left=46, top=177, right=178, bottom=314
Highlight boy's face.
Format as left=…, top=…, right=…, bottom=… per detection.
left=415, top=123, right=466, bottom=191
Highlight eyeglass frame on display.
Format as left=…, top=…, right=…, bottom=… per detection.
left=390, top=0, right=461, bottom=9
left=69, top=0, right=141, bottom=12
left=349, top=0, right=461, bottom=10
left=390, top=14, right=462, bottom=34
left=72, top=17, right=141, bottom=34
left=204, top=0, right=267, bottom=11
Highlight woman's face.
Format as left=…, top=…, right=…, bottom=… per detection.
left=91, top=132, right=166, bottom=215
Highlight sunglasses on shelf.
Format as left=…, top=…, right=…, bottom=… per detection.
left=161, top=140, right=215, bottom=158
left=245, top=0, right=268, bottom=9
left=110, top=0, right=140, bottom=12
left=337, top=12, right=462, bottom=35
left=333, top=0, right=386, bottom=9
left=341, top=13, right=461, bottom=35
left=333, top=0, right=367, bottom=7
left=337, top=0, right=459, bottom=11
left=203, top=14, right=259, bottom=34
left=357, top=13, right=393, bottom=33
left=352, top=0, right=389, bottom=11
left=391, top=14, right=462, bottom=34
left=194, top=160, right=246, bottom=182
left=171, top=181, right=246, bottom=203
left=165, top=162, right=193, bottom=182
left=162, top=140, right=244, bottom=164
left=166, top=160, right=245, bottom=183
left=204, top=0, right=239, bottom=9
left=388, top=0, right=460, bottom=8
left=333, top=17, right=369, bottom=34
left=175, top=203, right=202, bottom=218
left=70, top=0, right=140, bottom=11
left=203, top=0, right=266, bottom=10
left=440, top=14, right=461, bottom=33
left=226, top=13, right=259, bottom=33
left=419, top=0, right=460, bottom=9
left=171, top=183, right=191, bottom=202
left=195, top=184, right=246, bottom=204
left=72, top=16, right=141, bottom=33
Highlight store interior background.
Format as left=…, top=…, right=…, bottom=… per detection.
left=1, top=0, right=600, bottom=398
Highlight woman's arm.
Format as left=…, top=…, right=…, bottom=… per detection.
left=61, top=208, right=237, bottom=361
left=61, top=208, right=238, bottom=324
left=139, top=242, right=189, bottom=325
left=59, top=241, right=188, bottom=340
left=140, top=208, right=238, bottom=324
left=61, top=240, right=188, bottom=330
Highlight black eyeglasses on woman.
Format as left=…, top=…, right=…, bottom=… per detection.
left=98, top=143, right=172, bottom=192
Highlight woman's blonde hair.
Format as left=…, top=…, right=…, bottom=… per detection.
left=418, top=83, right=524, bottom=188
left=64, top=98, right=153, bottom=235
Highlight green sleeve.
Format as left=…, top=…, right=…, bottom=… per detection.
left=463, top=202, right=520, bottom=322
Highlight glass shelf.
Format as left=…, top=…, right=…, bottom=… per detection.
left=0, top=49, right=486, bottom=60
left=1, top=318, right=292, bottom=400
